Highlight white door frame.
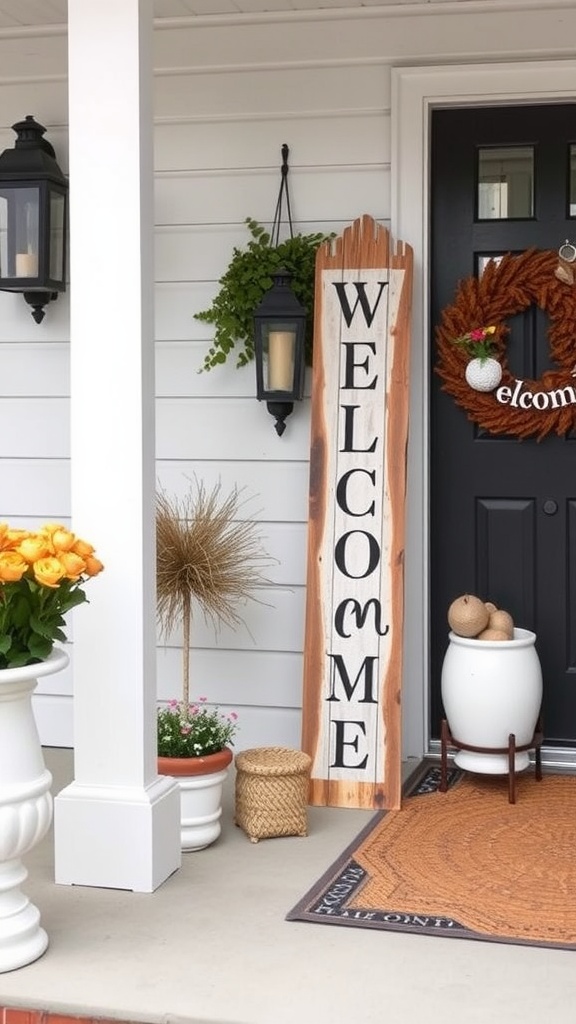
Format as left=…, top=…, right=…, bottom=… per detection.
left=391, top=60, right=576, bottom=763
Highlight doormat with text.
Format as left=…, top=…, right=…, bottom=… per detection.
left=287, top=766, right=576, bottom=948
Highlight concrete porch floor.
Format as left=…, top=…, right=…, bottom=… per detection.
left=0, top=748, right=574, bottom=1024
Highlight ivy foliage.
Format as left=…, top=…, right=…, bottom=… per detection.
left=196, top=217, right=333, bottom=372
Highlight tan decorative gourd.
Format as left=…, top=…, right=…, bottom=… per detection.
left=477, top=628, right=510, bottom=641
left=447, top=594, right=489, bottom=638
left=488, top=609, right=514, bottom=639
left=485, top=601, right=498, bottom=614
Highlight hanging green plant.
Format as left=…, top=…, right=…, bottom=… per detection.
left=196, top=217, right=333, bottom=372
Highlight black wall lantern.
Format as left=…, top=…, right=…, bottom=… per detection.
left=0, top=115, right=68, bottom=323
left=254, top=268, right=307, bottom=436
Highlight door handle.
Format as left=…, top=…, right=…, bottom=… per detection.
left=543, top=499, right=558, bottom=515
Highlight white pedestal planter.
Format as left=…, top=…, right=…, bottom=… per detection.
left=441, top=628, right=543, bottom=774
left=158, top=748, right=233, bottom=851
left=0, top=648, right=68, bottom=972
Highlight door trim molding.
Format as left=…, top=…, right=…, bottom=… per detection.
left=391, top=59, right=576, bottom=760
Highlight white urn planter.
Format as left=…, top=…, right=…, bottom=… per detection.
left=0, top=647, right=68, bottom=972
left=158, top=747, right=233, bottom=851
left=441, top=628, right=542, bottom=774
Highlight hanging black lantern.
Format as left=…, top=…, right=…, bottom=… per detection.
left=0, top=115, right=68, bottom=323
left=254, top=268, right=307, bottom=436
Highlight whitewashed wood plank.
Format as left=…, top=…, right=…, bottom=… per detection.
left=162, top=585, right=306, bottom=652
left=0, top=289, right=70, bottom=341
left=0, top=398, right=69, bottom=457
left=156, top=647, right=303, bottom=706
left=256, top=522, right=307, bottom=586
left=156, top=397, right=312, bottom=460
left=154, top=224, right=250, bottom=282
left=154, top=65, right=389, bottom=119
left=153, top=9, right=576, bottom=73
left=153, top=113, right=389, bottom=172
left=0, top=343, right=69, bottom=396
left=0, top=35, right=66, bottom=79
left=0, top=515, right=71, bottom=532
left=156, top=341, right=253, bottom=396
left=35, top=647, right=304, bottom=705
left=225, top=706, right=302, bottom=754
left=35, top=656, right=73, bottom=696
left=0, top=82, right=69, bottom=130
left=155, top=223, right=344, bottom=283
left=155, top=166, right=389, bottom=225
left=1, top=459, right=70, bottom=517
left=1, top=460, right=309, bottom=528
left=156, top=342, right=313, bottom=399
left=34, top=696, right=301, bottom=753
left=156, top=460, right=310, bottom=521
left=155, top=282, right=216, bottom=340
left=33, top=694, right=74, bottom=748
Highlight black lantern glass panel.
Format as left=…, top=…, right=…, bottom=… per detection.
left=254, top=269, right=307, bottom=436
left=0, top=116, right=68, bottom=322
left=49, top=190, right=66, bottom=282
left=262, top=322, right=298, bottom=392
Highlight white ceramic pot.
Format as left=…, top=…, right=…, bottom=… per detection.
left=441, top=628, right=542, bottom=774
left=0, top=647, right=68, bottom=971
left=465, top=357, right=503, bottom=392
left=158, top=747, right=233, bottom=851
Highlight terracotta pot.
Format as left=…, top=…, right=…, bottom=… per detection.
left=158, top=747, right=233, bottom=851
left=0, top=648, right=69, bottom=971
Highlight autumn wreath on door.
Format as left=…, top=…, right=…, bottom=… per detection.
left=435, top=247, right=576, bottom=440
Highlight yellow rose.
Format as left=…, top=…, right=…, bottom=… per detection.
left=18, top=535, right=50, bottom=563
left=39, top=523, right=76, bottom=553
left=83, top=555, right=104, bottom=577
left=72, top=538, right=95, bottom=558
left=0, top=550, right=28, bottom=582
left=1, top=526, right=30, bottom=551
left=59, top=551, right=86, bottom=580
left=32, top=557, right=66, bottom=589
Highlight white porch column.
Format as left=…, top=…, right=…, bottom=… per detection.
left=54, top=0, right=181, bottom=891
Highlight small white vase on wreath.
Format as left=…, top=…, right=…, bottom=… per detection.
left=465, top=356, right=503, bottom=392
left=451, top=323, right=503, bottom=392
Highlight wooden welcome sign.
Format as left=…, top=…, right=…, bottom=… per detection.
left=302, top=215, right=413, bottom=810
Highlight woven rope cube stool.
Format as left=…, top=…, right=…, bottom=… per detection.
left=234, top=746, right=312, bottom=842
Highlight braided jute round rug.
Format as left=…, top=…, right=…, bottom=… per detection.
left=287, top=770, right=576, bottom=947
left=356, top=773, right=576, bottom=945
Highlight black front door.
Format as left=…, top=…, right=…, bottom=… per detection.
left=430, top=104, right=576, bottom=749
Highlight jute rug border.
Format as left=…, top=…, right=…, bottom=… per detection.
left=286, top=760, right=576, bottom=949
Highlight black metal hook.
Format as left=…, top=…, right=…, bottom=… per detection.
left=271, top=143, right=293, bottom=247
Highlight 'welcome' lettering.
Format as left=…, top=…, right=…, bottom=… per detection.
left=334, top=599, right=389, bottom=639
left=327, top=653, right=378, bottom=703
left=332, top=280, right=389, bottom=328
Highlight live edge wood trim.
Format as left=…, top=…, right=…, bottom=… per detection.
left=302, top=215, right=413, bottom=811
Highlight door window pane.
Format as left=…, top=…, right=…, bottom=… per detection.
left=478, top=146, right=534, bottom=219
left=477, top=253, right=505, bottom=276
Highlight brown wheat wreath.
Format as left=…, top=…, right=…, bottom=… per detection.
left=435, top=248, right=576, bottom=440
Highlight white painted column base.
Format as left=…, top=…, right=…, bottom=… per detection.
left=54, top=775, right=181, bottom=892
left=0, top=860, right=48, bottom=972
